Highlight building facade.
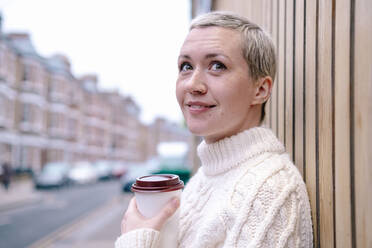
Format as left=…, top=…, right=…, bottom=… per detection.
left=0, top=20, right=190, bottom=172
left=146, top=117, right=191, bottom=159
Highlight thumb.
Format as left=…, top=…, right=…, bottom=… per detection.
left=152, top=197, right=180, bottom=230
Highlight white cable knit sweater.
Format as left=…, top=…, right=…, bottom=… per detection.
left=115, top=127, right=313, bottom=248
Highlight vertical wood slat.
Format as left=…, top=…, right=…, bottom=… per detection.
left=270, top=0, right=278, bottom=135
left=317, top=0, right=334, bottom=247
left=304, top=0, right=318, bottom=246
left=354, top=0, right=372, bottom=247
left=259, top=1, right=264, bottom=27
left=255, top=0, right=263, bottom=27
left=294, top=0, right=305, bottom=177
left=264, top=0, right=271, bottom=33
left=247, top=0, right=253, bottom=21
left=277, top=0, right=285, bottom=143
left=249, top=2, right=257, bottom=26
left=261, top=0, right=266, bottom=30
left=267, top=0, right=273, bottom=129
left=334, top=0, right=352, bottom=247
left=265, top=0, right=273, bottom=129
left=285, top=0, right=294, bottom=160
left=210, top=0, right=372, bottom=246
left=263, top=0, right=272, bottom=129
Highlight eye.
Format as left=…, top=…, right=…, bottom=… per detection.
left=179, top=62, right=193, bottom=72
left=210, top=61, right=227, bottom=71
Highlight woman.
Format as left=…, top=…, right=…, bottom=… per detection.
left=116, top=11, right=313, bottom=248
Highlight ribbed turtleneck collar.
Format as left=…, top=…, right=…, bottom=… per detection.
left=197, top=127, right=285, bottom=176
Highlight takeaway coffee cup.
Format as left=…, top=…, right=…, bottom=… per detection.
left=131, top=174, right=184, bottom=248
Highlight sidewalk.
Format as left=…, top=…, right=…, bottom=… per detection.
left=0, top=177, right=43, bottom=212
left=27, top=193, right=131, bottom=248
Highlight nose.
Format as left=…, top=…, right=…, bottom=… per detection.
left=186, top=69, right=207, bottom=95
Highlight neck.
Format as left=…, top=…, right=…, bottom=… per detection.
left=198, top=126, right=285, bottom=176
left=204, top=107, right=262, bottom=144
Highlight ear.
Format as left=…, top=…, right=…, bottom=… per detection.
left=251, top=76, right=273, bottom=105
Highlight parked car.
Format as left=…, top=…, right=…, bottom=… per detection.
left=111, top=162, right=128, bottom=179
left=93, top=160, right=113, bottom=180
left=120, top=159, right=160, bottom=192
left=33, top=162, right=71, bottom=189
left=120, top=142, right=192, bottom=193
left=68, top=161, right=98, bottom=185
left=13, top=166, right=34, bottom=177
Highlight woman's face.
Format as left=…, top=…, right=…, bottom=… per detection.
left=176, top=27, right=260, bottom=143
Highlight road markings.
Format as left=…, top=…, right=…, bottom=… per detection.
left=27, top=194, right=131, bottom=248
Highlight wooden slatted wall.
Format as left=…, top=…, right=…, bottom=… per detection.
left=212, top=0, right=372, bottom=247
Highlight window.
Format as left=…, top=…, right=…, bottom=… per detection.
left=111, top=137, right=117, bottom=151
left=22, top=104, right=31, bottom=123
left=49, top=78, right=55, bottom=94
left=67, top=118, right=76, bottom=136
left=51, top=113, right=60, bottom=129
left=19, top=146, right=29, bottom=167
left=0, top=47, right=4, bottom=80
left=7, top=53, right=16, bottom=84
left=7, top=101, right=14, bottom=127
left=23, top=64, right=32, bottom=81
left=34, top=66, right=45, bottom=94
left=85, top=126, right=91, bottom=143
left=34, top=108, right=43, bottom=131
left=0, top=96, right=5, bottom=125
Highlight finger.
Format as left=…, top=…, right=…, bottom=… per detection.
left=152, top=197, right=180, bottom=230
left=121, top=197, right=141, bottom=234
left=126, top=197, right=145, bottom=220
left=121, top=197, right=135, bottom=223
left=127, top=197, right=137, bottom=212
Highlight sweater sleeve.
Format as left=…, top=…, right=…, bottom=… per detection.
left=226, top=165, right=313, bottom=248
left=115, top=228, right=160, bottom=248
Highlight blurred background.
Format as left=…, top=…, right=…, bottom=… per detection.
left=1, top=0, right=371, bottom=248
left=0, top=0, right=201, bottom=247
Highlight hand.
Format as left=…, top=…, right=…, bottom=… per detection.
left=121, top=196, right=180, bottom=234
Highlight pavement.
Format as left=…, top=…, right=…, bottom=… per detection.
left=0, top=177, right=43, bottom=212
left=0, top=177, right=131, bottom=248
left=29, top=194, right=130, bottom=248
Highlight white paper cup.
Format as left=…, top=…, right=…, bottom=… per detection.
left=132, top=174, right=184, bottom=248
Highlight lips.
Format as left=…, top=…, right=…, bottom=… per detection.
left=185, top=101, right=216, bottom=112
left=186, top=101, right=216, bottom=107
left=187, top=104, right=216, bottom=109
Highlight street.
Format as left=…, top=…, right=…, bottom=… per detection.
left=0, top=180, right=131, bottom=248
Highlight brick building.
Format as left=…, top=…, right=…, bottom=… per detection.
left=0, top=17, right=190, bottom=172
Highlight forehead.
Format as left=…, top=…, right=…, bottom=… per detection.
left=180, top=27, right=243, bottom=56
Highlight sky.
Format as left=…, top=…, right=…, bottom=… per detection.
left=0, top=0, right=191, bottom=124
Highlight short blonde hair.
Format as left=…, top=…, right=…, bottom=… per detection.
left=190, top=11, right=276, bottom=122
left=190, top=11, right=276, bottom=82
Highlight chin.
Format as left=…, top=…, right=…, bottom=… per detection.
left=185, top=121, right=210, bottom=137
left=187, top=126, right=205, bottom=136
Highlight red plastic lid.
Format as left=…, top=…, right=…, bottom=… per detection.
left=131, top=174, right=184, bottom=192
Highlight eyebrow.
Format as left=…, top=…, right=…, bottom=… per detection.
left=178, top=55, right=191, bottom=60
left=205, top=53, right=221, bottom=59
left=178, top=53, right=228, bottom=61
